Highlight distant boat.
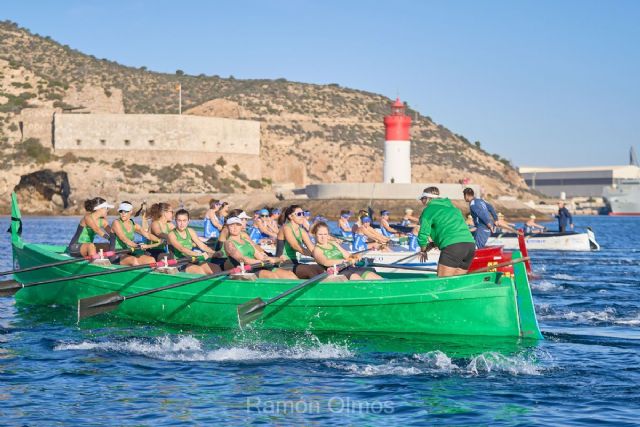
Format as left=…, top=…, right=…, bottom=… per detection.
left=603, top=179, right=640, bottom=216
left=487, top=229, right=600, bottom=251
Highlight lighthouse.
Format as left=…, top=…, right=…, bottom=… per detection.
left=383, top=98, right=412, bottom=183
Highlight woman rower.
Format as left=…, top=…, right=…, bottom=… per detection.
left=147, top=202, right=175, bottom=260
left=255, top=208, right=277, bottom=242
left=352, top=215, right=389, bottom=251
left=224, top=217, right=297, bottom=279
left=337, top=210, right=354, bottom=239
left=167, top=209, right=222, bottom=274
left=525, top=214, right=546, bottom=234
left=275, top=205, right=324, bottom=279
left=495, top=212, right=517, bottom=233
left=67, top=197, right=113, bottom=257
left=109, top=201, right=160, bottom=266
left=379, top=210, right=400, bottom=238
left=401, top=208, right=419, bottom=227
left=203, top=199, right=224, bottom=243
left=311, top=222, right=382, bottom=280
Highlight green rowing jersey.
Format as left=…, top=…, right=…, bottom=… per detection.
left=113, top=219, right=136, bottom=250
left=229, top=237, right=256, bottom=260
left=317, top=242, right=344, bottom=261
left=77, top=217, right=106, bottom=243
left=283, top=223, right=304, bottom=260
left=171, top=228, right=194, bottom=258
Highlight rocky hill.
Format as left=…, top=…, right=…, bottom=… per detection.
left=0, top=20, right=533, bottom=213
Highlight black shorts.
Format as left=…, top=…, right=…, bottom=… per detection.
left=439, top=242, right=476, bottom=270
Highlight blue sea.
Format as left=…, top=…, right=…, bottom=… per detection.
left=1, top=216, right=639, bottom=425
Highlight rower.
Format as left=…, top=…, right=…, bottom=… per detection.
left=275, top=205, right=324, bottom=279
left=203, top=199, right=224, bottom=243
left=147, top=202, right=175, bottom=261
left=495, top=212, right=517, bottom=233
left=224, top=217, right=296, bottom=279
left=167, top=209, right=222, bottom=274
left=418, top=187, right=476, bottom=277
left=525, top=214, right=546, bottom=234
left=217, top=209, right=257, bottom=264
left=379, top=210, right=399, bottom=237
left=338, top=210, right=354, bottom=239
left=401, top=208, right=419, bottom=227
left=311, top=222, right=382, bottom=280
left=67, top=197, right=113, bottom=258
left=255, top=208, right=277, bottom=242
left=353, top=215, right=389, bottom=251
left=109, top=201, right=159, bottom=266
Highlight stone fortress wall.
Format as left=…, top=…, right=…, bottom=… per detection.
left=52, top=113, right=262, bottom=178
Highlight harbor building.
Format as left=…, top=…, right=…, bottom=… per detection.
left=519, top=165, right=640, bottom=198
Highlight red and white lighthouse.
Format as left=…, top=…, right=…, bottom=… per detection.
left=383, top=98, right=412, bottom=183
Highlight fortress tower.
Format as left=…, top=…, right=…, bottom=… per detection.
left=383, top=98, right=412, bottom=183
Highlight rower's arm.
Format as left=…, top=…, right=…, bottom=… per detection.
left=189, top=228, right=215, bottom=255
left=150, top=222, right=169, bottom=240
left=135, top=224, right=161, bottom=243
left=311, top=247, right=331, bottom=268
left=224, top=240, right=259, bottom=265
left=257, top=220, right=277, bottom=238
left=86, top=214, right=109, bottom=239
left=382, top=221, right=397, bottom=234
left=167, top=232, right=199, bottom=257
left=417, top=211, right=432, bottom=249
left=299, top=229, right=315, bottom=255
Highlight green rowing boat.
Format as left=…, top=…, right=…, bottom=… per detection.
left=7, top=193, right=542, bottom=339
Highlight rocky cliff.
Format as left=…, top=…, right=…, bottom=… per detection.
left=0, top=21, right=533, bottom=213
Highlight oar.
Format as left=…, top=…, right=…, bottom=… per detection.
left=77, top=260, right=275, bottom=321
left=468, top=257, right=530, bottom=274
left=365, top=256, right=531, bottom=274
left=237, top=248, right=371, bottom=328
left=0, top=257, right=190, bottom=297
left=0, top=249, right=131, bottom=277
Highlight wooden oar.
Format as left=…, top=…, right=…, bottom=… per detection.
left=0, top=249, right=131, bottom=277
left=0, top=257, right=190, bottom=297
left=77, top=261, right=276, bottom=321
left=237, top=248, right=372, bottom=328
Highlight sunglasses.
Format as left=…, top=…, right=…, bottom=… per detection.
left=293, top=211, right=305, bottom=217
left=260, top=214, right=269, bottom=217
left=118, top=210, right=129, bottom=214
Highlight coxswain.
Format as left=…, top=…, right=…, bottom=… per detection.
left=463, top=187, right=498, bottom=249
left=555, top=201, right=574, bottom=232
left=311, top=222, right=382, bottom=280
left=525, top=214, right=546, bottom=234
left=275, top=205, right=324, bottom=278
left=167, top=209, right=222, bottom=274
left=67, top=197, right=113, bottom=257
left=109, top=201, right=160, bottom=265
left=417, top=187, right=476, bottom=277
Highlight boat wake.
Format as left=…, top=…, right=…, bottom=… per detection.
left=53, top=334, right=354, bottom=362
left=325, top=349, right=552, bottom=377
left=532, top=280, right=565, bottom=293
left=537, top=305, right=640, bottom=326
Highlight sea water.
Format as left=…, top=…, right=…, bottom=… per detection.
left=0, top=216, right=638, bottom=425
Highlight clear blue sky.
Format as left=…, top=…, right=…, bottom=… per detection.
left=3, top=0, right=639, bottom=167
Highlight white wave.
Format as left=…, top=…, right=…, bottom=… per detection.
left=326, top=350, right=546, bottom=377
left=551, top=273, right=575, bottom=280
left=613, top=314, right=640, bottom=326
left=54, top=335, right=353, bottom=362
left=537, top=307, right=618, bottom=324
left=532, top=280, right=564, bottom=292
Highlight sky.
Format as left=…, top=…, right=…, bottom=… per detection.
left=3, top=0, right=639, bottom=168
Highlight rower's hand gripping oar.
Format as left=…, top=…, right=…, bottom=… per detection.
left=0, top=256, right=191, bottom=297
left=0, top=249, right=132, bottom=278
left=237, top=248, right=372, bottom=329
left=77, top=260, right=282, bottom=321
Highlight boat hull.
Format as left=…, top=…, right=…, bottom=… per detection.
left=488, top=231, right=599, bottom=251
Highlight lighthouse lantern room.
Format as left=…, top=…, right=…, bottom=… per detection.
left=383, top=98, right=412, bottom=183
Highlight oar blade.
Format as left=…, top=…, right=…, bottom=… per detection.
left=237, top=297, right=267, bottom=329
left=0, top=280, right=22, bottom=297
left=77, top=292, right=124, bottom=321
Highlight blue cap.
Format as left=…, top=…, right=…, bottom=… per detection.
left=259, top=208, right=269, bottom=215
left=271, top=208, right=281, bottom=214
left=303, top=210, right=311, bottom=217
left=361, top=216, right=371, bottom=223
left=381, top=210, right=389, bottom=216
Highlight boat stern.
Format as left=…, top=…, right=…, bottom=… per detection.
left=511, top=250, right=543, bottom=340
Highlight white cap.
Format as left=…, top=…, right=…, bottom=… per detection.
left=237, top=211, right=251, bottom=219
left=226, top=217, right=243, bottom=225
left=94, top=201, right=114, bottom=211
left=419, top=192, right=440, bottom=200
left=118, top=202, right=133, bottom=212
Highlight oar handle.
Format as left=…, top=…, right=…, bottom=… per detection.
left=0, top=249, right=132, bottom=277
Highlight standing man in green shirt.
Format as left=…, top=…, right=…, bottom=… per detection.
left=417, top=187, right=476, bottom=277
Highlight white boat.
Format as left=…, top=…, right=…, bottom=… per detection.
left=487, top=229, right=599, bottom=251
